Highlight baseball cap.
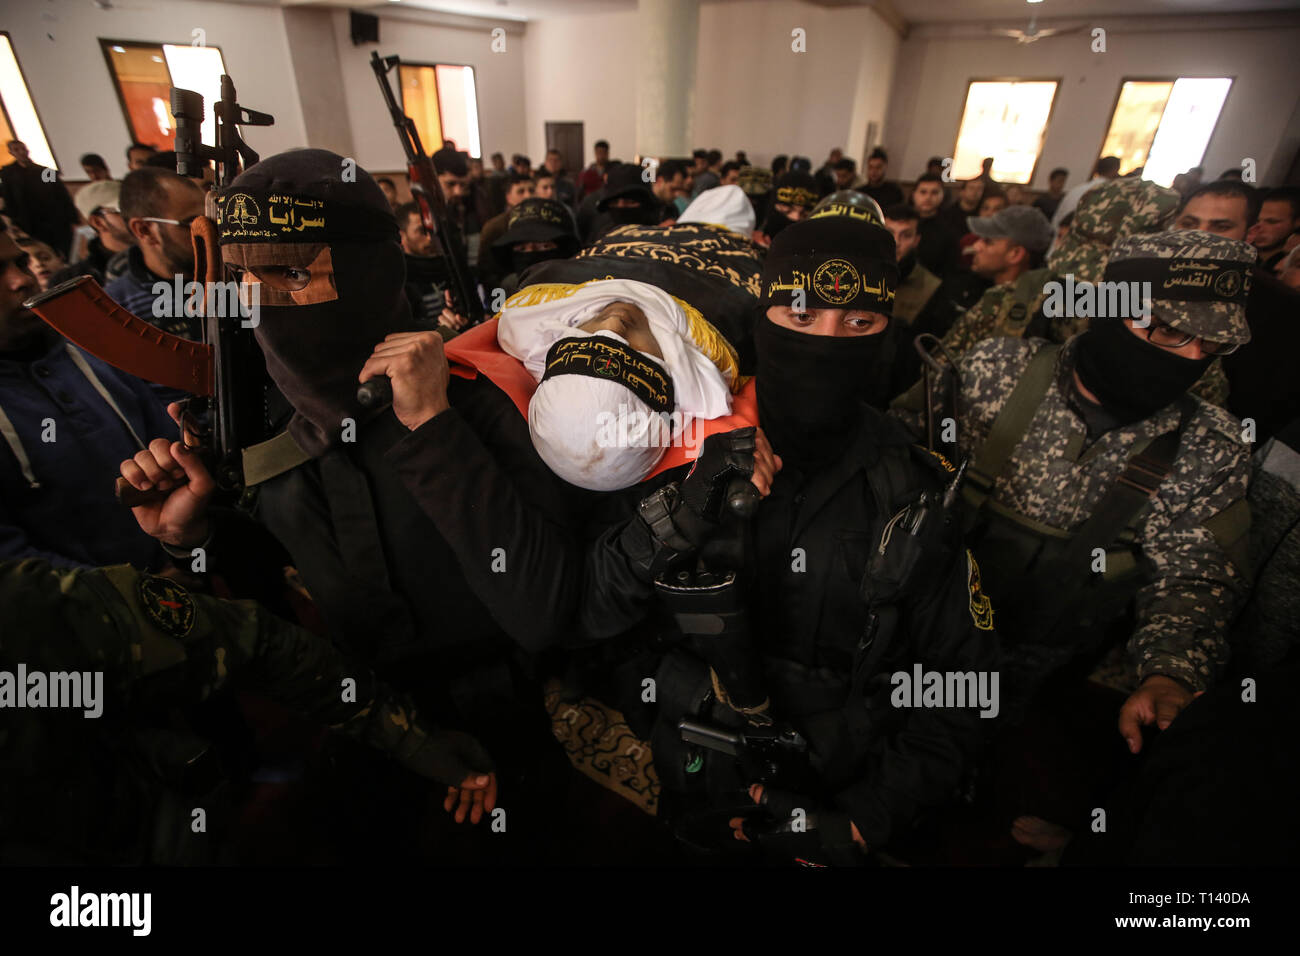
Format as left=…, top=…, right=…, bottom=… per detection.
left=74, top=180, right=121, bottom=221
left=1103, top=230, right=1255, bottom=346
left=966, top=205, right=1054, bottom=252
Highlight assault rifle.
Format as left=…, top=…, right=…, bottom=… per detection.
left=359, top=51, right=483, bottom=409
left=913, top=332, right=963, bottom=466
left=25, top=76, right=273, bottom=503
left=678, top=717, right=812, bottom=792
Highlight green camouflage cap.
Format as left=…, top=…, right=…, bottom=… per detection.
left=1047, top=179, right=1181, bottom=283
left=738, top=165, right=772, bottom=197
left=1104, top=230, right=1255, bottom=345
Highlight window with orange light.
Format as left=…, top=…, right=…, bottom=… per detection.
left=100, top=39, right=229, bottom=152
left=0, top=32, right=59, bottom=169
left=951, top=79, right=1059, bottom=185
left=398, top=62, right=481, bottom=159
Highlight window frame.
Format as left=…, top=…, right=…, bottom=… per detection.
left=98, top=37, right=228, bottom=149
left=0, top=30, right=58, bottom=171
left=949, top=76, right=1062, bottom=187
left=1095, top=74, right=1236, bottom=178
left=397, top=59, right=482, bottom=159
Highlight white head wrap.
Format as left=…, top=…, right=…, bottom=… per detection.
left=677, top=184, right=756, bottom=237
left=498, top=278, right=733, bottom=490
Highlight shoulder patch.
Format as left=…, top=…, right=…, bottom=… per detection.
left=965, top=550, right=995, bottom=632
left=912, top=444, right=957, bottom=475
left=138, top=574, right=196, bottom=638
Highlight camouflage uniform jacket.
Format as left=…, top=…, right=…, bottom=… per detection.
left=941, top=269, right=1231, bottom=406
left=891, top=336, right=1252, bottom=692
left=941, top=272, right=1054, bottom=359
left=0, top=561, right=470, bottom=839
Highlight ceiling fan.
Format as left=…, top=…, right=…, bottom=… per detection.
left=992, top=15, right=1087, bottom=44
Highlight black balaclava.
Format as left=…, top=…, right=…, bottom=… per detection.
left=511, top=245, right=570, bottom=274
left=761, top=171, right=818, bottom=240
left=607, top=200, right=662, bottom=227
left=1072, top=316, right=1212, bottom=424
left=755, top=215, right=900, bottom=469
left=495, top=198, right=579, bottom=275
left=217, top=148, right=412, bottom=457
left=598, top=165, right=661, bottom=226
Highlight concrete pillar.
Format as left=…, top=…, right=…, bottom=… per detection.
left=635, top=0, right=700, bottom=159
left=281, top=7, right=355, bottom=159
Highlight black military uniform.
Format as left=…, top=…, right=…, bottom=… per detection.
left=212, top=150, right=581, bottom=858
left=580, top=215, right=999, bottom=863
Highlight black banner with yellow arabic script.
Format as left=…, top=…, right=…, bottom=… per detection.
left=216, top=190, right=397, bottom=245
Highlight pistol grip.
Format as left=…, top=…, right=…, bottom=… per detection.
left=357, top=375, right=393, bottom=409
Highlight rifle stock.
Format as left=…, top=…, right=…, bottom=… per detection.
left=28, top=75, right=274, bottom=507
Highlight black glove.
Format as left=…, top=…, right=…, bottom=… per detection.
left=636, top=428, right=759, bottom=575
left=680, top=427, right=757, bottom=528
left=405, top=729, right=496, bottom=787
left=742, top=788, right=864, bottom=867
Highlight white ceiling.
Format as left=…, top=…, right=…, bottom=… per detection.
left=250, top=0, right=1300, bottom=25
left=888, top=0, right=1300, bottom=22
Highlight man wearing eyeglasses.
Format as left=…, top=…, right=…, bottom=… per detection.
left=892, top=231, right=1256, bottom=747
left=103, top=166, right=206, bottom=341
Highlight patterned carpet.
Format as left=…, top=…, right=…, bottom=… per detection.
left=543, top=679, right=660, bottom=816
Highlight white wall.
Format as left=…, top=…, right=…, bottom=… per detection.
left=524, top=0, right=900, bottom=168
left=3, top=0, right=307, bottom=178
left=523, top=12, right=640, bottom=168
left=882, top=13, right=1300, bottom=189
left=694, top=0, right=898, bottom=169
left=10, top=0, right=1295, bottom=194
left=331, top=8, right=528, bottom=174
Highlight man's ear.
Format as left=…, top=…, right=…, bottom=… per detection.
left=1008, top=243, right=1029, bottom=268
left=127, top=217, right=154, bottom=245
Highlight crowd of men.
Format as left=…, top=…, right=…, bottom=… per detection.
left=1, top=123, right=1298, bottom=867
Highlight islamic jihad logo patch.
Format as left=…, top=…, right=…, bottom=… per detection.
left=222, top=193, right=261, bottom=228
left=138, top=575, right=197, bottom=638
left=965, top=551, right=994, bottom=632
left=812, top=259, right=861, bottom=306
left=1212, top=269, right=1243, bottom=298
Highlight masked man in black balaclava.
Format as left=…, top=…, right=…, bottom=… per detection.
left=586, top=164, right=672, bottom=244
left=488, top=197, right=580, bottom=298
left=580, top=214, right=998, bottom=865
left=753, top=171, right=819, bottom=248
left=128, top=148, right=590, bottom=862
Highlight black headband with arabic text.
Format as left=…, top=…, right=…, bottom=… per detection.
left=762, top=254, right=898, bottom=313
left=1103, top=257, right=1252, bottom=305
left=541, top=336, right=675, bottom=413
left=216, top=189, right=398, bottom=245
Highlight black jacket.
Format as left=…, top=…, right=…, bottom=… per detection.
left=0, top=161, right=79, bottom=256
left=1222, top=267, right=1300, bottom=444
left=916, top=215, right=961, bottom=278
left=250, top=375, right=579, bottom=683
left=581, top=409, right=999, bottom=847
